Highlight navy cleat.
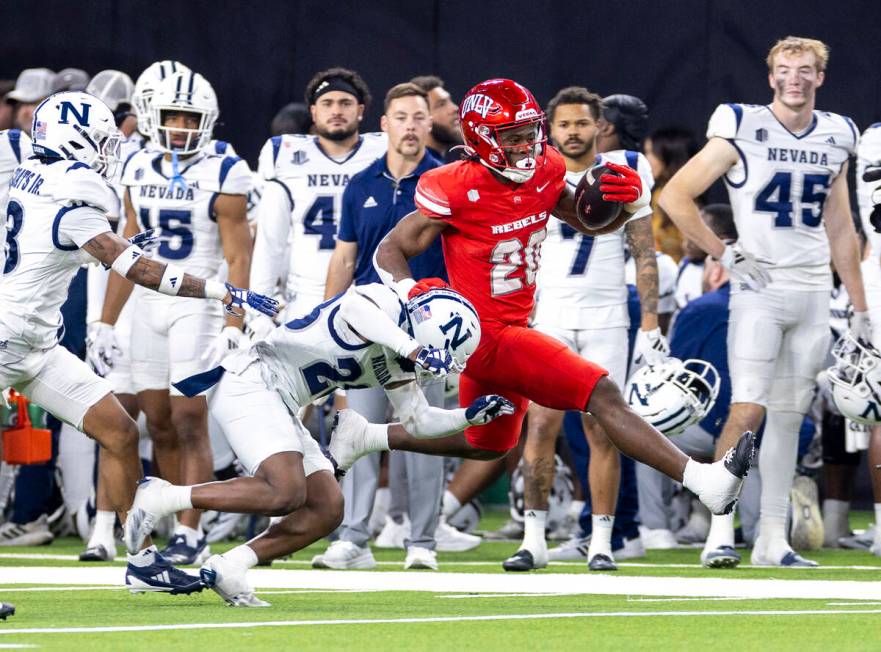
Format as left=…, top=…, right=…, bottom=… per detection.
left=502, top=549, right=544, bottom=572
left=161, top=534, right=210, bottom=565
left=701, top=545, right=741, bottom=568
left=79, top=543, right=115, bottom=562
left=0, top=603, right=14, bottom=620
left=588, top=553, right=618, bottom=571
left=126, top=552, right=205, bottom=595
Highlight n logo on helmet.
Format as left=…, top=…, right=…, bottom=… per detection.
left=58, top=102, right=91, bottom=127
left=860, top=400, right=881, bottom=422
left=440, top=314, right=472, bottom=350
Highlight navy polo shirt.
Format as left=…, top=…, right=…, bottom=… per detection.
left=337, top=152, right=447, bottom=285
left=669, top=282, right=731, bottom=439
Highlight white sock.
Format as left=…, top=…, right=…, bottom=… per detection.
left=822, top=499, right=850, bottom=544
left=522, top=509, right=547, bottom=553
left=173, top=524, right=203, bottom=546
left=89, top=510, right=116, bottom=545
left=161, top=484, right=193, bottom=514
left=442, top=491, right=462, bottom=519
left=705, top=512, right=735, bottom=550
left=364, top=424, right=390, bottom=452
left=757, top=410, right=801, bottom=542
left=223, top=544, right=259, bottom=570
left=589, top=514, right=614, bottom=557
left=126, top=544, right=158, bottom=566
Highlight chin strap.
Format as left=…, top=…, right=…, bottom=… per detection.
left=167, top=150, right=188, bottom=193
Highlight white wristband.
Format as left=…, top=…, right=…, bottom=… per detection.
left=110, top=245, right=144, bottom=278
left=394, top=278, right=417, bottom=302
left=204, top=279, right=228, bottom=301
left=158, top=264, right=185, bottom=296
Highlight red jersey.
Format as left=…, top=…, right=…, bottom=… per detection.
left=414, top=147, right=567, bottom=326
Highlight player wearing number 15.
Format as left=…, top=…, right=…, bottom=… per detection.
left=250, top=68, right=386, bottom=331
left=660, top=36, right=868, bottom=568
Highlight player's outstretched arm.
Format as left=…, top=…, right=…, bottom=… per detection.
left=658, top=138, right=738, bottom=258
left=825, top=162, right=868, bottom=316
left=384, top=380, right=515, bottom=439
left=373, top=209, right=445, bottom=299
left=82, top=231, right=279, bottom=317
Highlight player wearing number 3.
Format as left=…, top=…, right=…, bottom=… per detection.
left=661, top=37, right=867, bottom=568
left=342, top=78, right=757, bottom=568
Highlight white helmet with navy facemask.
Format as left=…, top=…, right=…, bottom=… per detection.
left=31, top=91, right=120, bottom=179
left=407, top=288, right=481, bottom=373
left=132, top=60, right=191, bottom=138
left=149, top=71, right=218, bottom=156
left=626, top=358, right=720, bottom=437
left=827, top=333, right=881, bottom=425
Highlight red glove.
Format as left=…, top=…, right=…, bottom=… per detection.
left=408, top=277, right=449, bottom=300
left=599, top=161, right=642, bottom=204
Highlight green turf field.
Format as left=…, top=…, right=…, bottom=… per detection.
left=1, top=510, right=879, bottom=651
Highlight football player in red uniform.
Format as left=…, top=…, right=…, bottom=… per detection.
left=330, top=78, right=754, bottom=570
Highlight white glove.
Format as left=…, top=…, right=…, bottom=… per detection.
left=719, top=243, right=772, bottom=291
left=85, top=321, right=121, bottom=377
left=201, top=326, right=245, bottom=368
left=633, top=327, right=670, bottom=367
left=849, top=310, right=873, bottom=346
left=247, top=313, right=277, bottom=342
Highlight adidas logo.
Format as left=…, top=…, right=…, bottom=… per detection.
left=170, top=277, right=178, bottom=288
left=826, top=136, right=836, bottom=145
left=151, top=570, right=171, bottom=584
left=363, top=196, right=378, bottom=208
left=131, top=250, right=141, bottom=259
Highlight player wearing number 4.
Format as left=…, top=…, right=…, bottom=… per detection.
left=249, top=68, right=386, bottom=331
left=345, top=79, right=755, bottom=546
left=661, top=36, right=867, bottom=568
left=99, top=70, right=255, bottom=565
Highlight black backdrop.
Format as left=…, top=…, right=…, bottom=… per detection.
left=2, top=0, right=880, bottom=165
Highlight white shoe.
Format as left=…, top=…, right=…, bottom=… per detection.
left=548, top=534, right=590, bottom=561
left=616, top=536, right=646, bottom=560
left=328, top=410, right=371, bottom=473
left=404, top=546, right=438, bottom=570
left=751, top=535, right=818, bottom=567
left=374, top=515, right=409, bottom=549
left=0, top=514, right=54, bottom=546
left=79, top=540, right=116, bottom=562
left=435, top=519, right=481, bottom=552
left=688, top=432, right=755, bottom=515
left=839, top=524, right=876, bottom=550
left=639, top=527, right=679, bottom=549
left=200, top=554, right=270, bottom=607
left=870, top=539, right=881, bottom=557
left=789, top=476, right=823, bottom=551
left=311, top=540, right=376, bottom=570
left=124, top=477, right=171, bottom=554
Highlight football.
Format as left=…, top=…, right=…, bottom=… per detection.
left=573, top=163, right=626, bottom=234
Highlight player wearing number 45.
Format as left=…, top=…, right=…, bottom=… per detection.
left=364, top=78, right=755, bottom=562
left=661, top=36, right=868, bottom=568
left=249, top=68, right=387, bottom=333
left=0, top=91, right=277, bottom=594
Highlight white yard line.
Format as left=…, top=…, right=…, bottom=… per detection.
left=3, top=566, right=881, bottom=601
left=2, top=609, right=881, bottom=635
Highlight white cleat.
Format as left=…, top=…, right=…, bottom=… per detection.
left=200, top=554, right=270, bottom=607
left=435, top=519, right=481, bottom=552
left=374, top=515, right=409, bottom=549
left=328, top=410, right=371, bottom=474
left=404, top=546, right=438, bottom=570
left=691, top=432, right=755, bottom=516
left=123, top=477, right=171, bottom=554
left=311, top=540, right=377, bottom=570
left=751, top=536, right=818, bottom=568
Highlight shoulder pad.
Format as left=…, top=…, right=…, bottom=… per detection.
left=706, top=103, right=744, bottom=140
left=54, top=164, right=116, bottom=213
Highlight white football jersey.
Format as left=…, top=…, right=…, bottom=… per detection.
left=251, top=133, right=387, bottom=302
left=625, top=251, right=678, bottom=315
left=226, top=283, right=413, bottom=413
left=856, top=123, right=881, bottom=259
left=675, top=259, right=705, bottom=309
left=0, top=158, right=114, bottom=350
left=0, top=130, right=33, bottom=193
left=121, top=148, right=251, bottom=279
left=707, top=103, right=857, bottom=289
left=534, top=150, right=653, bottom=329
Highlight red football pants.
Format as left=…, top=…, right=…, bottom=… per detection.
left=459, top=322, right=608, bottom=452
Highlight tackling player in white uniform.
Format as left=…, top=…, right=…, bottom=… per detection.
left=855, top=120, right=881, bottom=556
left=100, top=70, right=254, bottom=566
left=250, top=68, right=386, bottom=334
left=0, top=91, right=277, bottom=593
left=661, top=36, right=867, bottom=568
left=125, top=284, right=513, bottom=606
left=505, top=89, right=666, bottom=572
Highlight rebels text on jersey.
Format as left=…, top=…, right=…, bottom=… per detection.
left=708, top=103, right=857, bottom=288
left=414, top=147, right=567, bottom=326
left=121, top=148, right=251, bottom=279
left=251, top=133, right=387, bottom=301
left=0, top=158, right=115, bottom=350
left=223, top=284, right=413, bottom=414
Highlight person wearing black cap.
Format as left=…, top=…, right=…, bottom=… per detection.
left=597, top=94, right=649, bottom=154
left=250, top=67, right=386, bottom=335
left=270, top=102, right=313, bottom=137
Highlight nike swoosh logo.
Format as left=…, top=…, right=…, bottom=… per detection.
left=537, top=182, right=549, bottom=192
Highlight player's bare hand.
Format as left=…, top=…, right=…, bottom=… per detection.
left=466, top=395, right=516, bottom=425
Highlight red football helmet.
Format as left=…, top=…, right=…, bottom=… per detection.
left=459, top=78, right=547, bottom=182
